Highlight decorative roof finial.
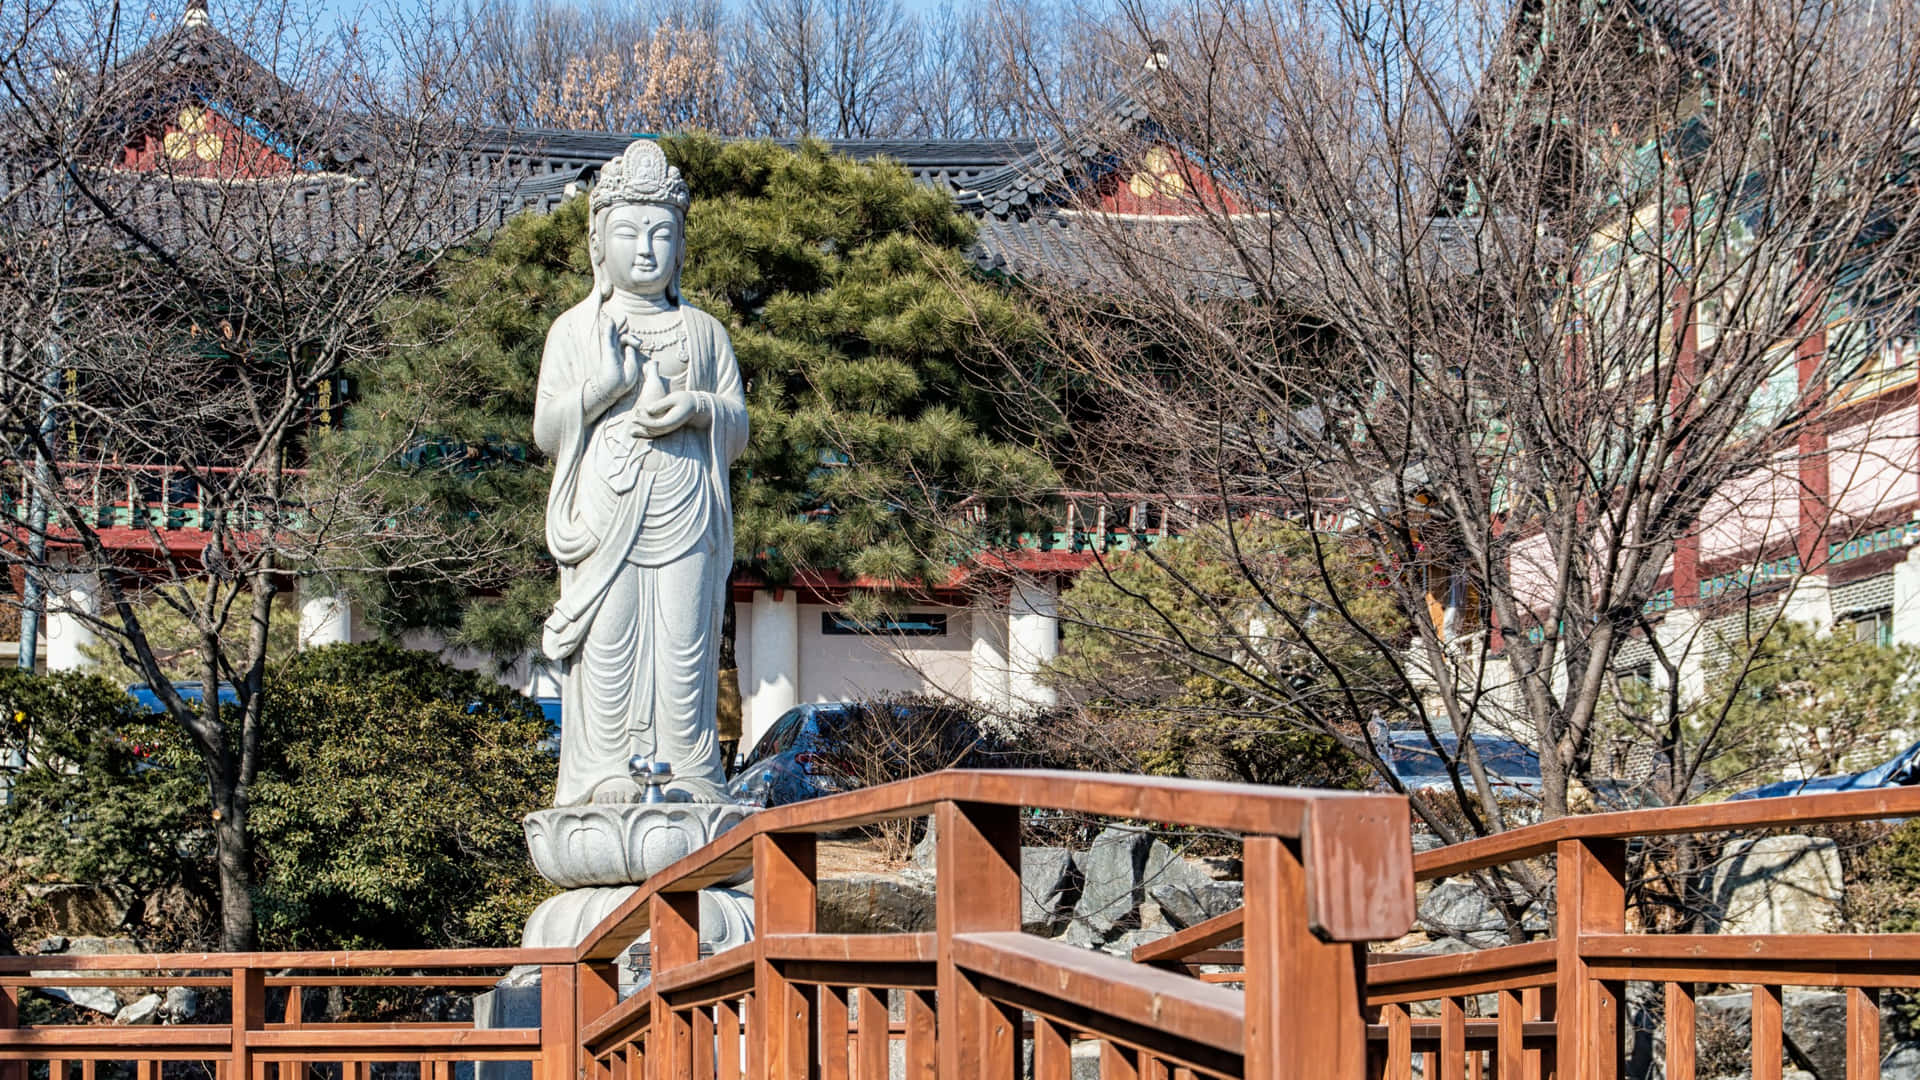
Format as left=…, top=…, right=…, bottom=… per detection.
left=183, top=0, right=210, bottom=29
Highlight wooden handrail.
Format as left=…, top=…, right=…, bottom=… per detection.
left=576, top=769, right=1413, bottom=962
left=1131, top=907, right=1247, bottom=966
left=1413, top=784, right=1920, bottom=879
left=0, top=949, right=572, bottom=972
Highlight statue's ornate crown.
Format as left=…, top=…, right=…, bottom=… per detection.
left=591, top=140, right=690, bottom=216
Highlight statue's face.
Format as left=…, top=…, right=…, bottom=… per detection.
left=600, top=204, right=680, bottom=296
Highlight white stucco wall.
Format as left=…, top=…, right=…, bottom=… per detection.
left=794, top=602, right=974, bottom=704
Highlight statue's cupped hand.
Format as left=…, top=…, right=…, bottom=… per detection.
left=631, top=391, right=706, bottom=438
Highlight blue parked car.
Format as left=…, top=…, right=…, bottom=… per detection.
left=1377, top=729, right=1544, bottom=800
left=1729, top=739, right=1920, bottom=800
left=127, top=681, right=239, bottom=712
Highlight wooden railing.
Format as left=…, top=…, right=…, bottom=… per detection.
left=1140, top=785, right=1920, bottom=1079
left=0, top=948, right=572, bottom=1080
left=10, top=773, right=1915, bottom=1079
left=566, top=770, right=1414, bottom=1080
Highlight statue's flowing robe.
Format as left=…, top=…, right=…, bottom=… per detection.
left=534, top=299, right=749, bottom=805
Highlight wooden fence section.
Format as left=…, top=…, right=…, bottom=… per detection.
left=1141, top=785, right=1920, bottom=1080
left=0, top=948, right=572, bottom=1080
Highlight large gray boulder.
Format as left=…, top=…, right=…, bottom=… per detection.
left=160, top=987, right=199, bottom=1024
left=37, top=984, right=119, bottom=1016
left=1022, top=848, right=1079, bottom=935
left=818, top=874, right=934, bottom=933
left=1691, top=990, right=1847, bottom=1080
left=1148, top=881, right=1243, bottom=930
left=1709, top=835, right=1843, bottom=936
left=1072, top=827, right=1153, bottom=934
left=1884, top=1044, right=1920, bottom=1080
left=1782, top=991, right=1847, bottom=1080
left=114, top=994, right=163, bottom=1026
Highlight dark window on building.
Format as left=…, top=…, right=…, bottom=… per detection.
left=822, top=612, right=948, bottom=637
left=1846, top=607, right=1894, bottom=648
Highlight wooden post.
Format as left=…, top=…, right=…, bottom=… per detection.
left=1555, top=839, right=1626, bottom=1080
left=580, top=962, right=620, bottom=1080
left=540, top=963, right=579, bottom=1080
left=649, top=891, right=700, bottom=1080
left=233, top=966, right=265, bottom=1080
left=1666, top=983, right=1696, bottom=1080
left=754, top=832, right=817, bottom=1080
left=1847, top=987, right=1880, bottom=1080
left=1242, top=835, right=1369, bottom=1080
left=0, top=985, right=21, bottom=1080
left=1753, top=985, right=1783, bottom=1080
left=934, top=800, right=1021, bottom=1080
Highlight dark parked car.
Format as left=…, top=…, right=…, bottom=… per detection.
left=1729, top=739, right=1920, bottom=800
left=725, top=701, right=1012, bottom=807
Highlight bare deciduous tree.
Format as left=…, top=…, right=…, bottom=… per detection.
left=988, top=0, right=1920, bottom=852
left=0, top=0, right=500, bottom=948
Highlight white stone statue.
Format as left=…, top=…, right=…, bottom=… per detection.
left=533, top=139, right=748, bottom=807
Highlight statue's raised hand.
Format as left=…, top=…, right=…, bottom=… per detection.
left=585, top=318, right=641, bottom=417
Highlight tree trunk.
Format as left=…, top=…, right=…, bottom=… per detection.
left=214, top=797, right=256, bottom=952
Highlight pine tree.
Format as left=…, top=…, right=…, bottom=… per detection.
left=313, top=135, right=1056, bottom=656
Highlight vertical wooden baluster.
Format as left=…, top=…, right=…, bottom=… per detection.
left=1524, top=987, right=1550, bottom=1080
left=80, top=1063, right=95, bottom=1080
left=650, top=891, right=700, bottom=1080
left=1421, top=1050, right=1437, bottom=1080
left=934, top=800, right=1021, bottom=1080
left=47, top=1059, right=64, bottom=1080
left=1379, top=1004, right=1411, bottom=1080
left=853, top=988, right=887, bottom=1080
left=609, top=1045, right=627, bottom=1080
left=754, top=833, right=817, bottom=1080
left=904, top=989, right=936, bottom=1080
left=1497, top=989, right=1526, bottom=1080
left=1556, top=839, right=1626, bottom=1080
left=1752, top=985, right=1783, bottom=1080
left=1139, top=1050, right=1170, bottom=1080
left=717, top=998, right=742, bottom=1080
left=580, top=963, right=619, bottom=1080
left=1665, top=983, right=1696, bottom=1080
left=1097, top=1043, right=1138, bottom=1080
left=284, top=988, right=303, bottom=1029
left=1032, top=1018, right=1070, bottom=1080
left=692, top=1005, right=715, bottom=1080
left=540, top=963, right=579, bottom=1080
left=742, top=991, right=760, bottom=1080
left=816, top=986, right=849, bottom=1080
left=137, top=1060, right=157, bottom=1080
left=234, top=966, right=264, bottom=1080
left=1440, top=998, right=1466, bottom=1080
left=1848, top=987, right=1880, bottom=1080
left=1244, top=835, right=1371, bottom=1080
